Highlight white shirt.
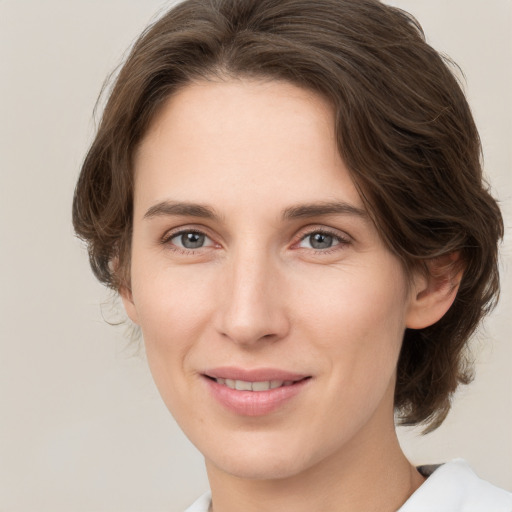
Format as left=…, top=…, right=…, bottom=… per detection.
left=184, top=459, right=512, bottom=512
left=398, top=458, right=512, bottom=511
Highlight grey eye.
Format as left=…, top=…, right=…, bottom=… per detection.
left=308, top=232, right=335, bottom=249
left=182, top=232, right=205, bottom=248
left=297, top=231, right=343, bottom=250
left=172, top=231, right=209, bottom=249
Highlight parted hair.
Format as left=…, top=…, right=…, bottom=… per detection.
left=72, top=0, right=503, bottom=432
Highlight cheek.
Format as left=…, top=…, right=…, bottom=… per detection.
left=292, top=265, right=409, bottom=446
left=296, top=261, right=408, bottom=382
left=131, top=253, right=216, bottom=333
left=129, top=261, right=217, bottom=395
left=298, top=259, right=408, bottom=335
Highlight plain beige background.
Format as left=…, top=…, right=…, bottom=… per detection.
left=0, top=0, right=510, bottom=510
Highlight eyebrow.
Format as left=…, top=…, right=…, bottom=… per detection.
left=282, top=201, right=368, bottom=220
left=144, top=201, right=222, bottom=221
left=143, top=200, right=367, bottom=222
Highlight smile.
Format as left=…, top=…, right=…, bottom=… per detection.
left=203, top=369, right=312, bottom=416
left=213, top=378, right=296, bottom=391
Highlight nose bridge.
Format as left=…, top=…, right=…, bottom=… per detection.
left=216, top=239, right=289, bottom=345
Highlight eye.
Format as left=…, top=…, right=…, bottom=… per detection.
left=297, top=230, right=349, bottom=251
left=167, top=230, right=215, bottom=250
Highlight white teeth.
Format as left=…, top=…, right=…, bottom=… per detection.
left=216, top=378, right=287, bottom=391
left=235, top=380, right=252, bottom=391
left=251, top=381, right=271, bottom=391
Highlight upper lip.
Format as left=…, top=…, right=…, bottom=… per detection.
left=203, top=367, right=310, bottom=382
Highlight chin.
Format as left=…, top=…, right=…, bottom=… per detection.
left=210, top=451, right=309, bottom=481
left=201, top=428, right=325, bottom=481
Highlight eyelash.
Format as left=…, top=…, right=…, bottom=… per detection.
left=161, top=228, right=216, bottom=255
left=295, top=228, right=351, bottom=255
left=160, top=227, right=351, bottom=255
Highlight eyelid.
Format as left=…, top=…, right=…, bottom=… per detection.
left=160, top=225, right=220, bottom=251
left=159, top=223, right=352, bottom=254
left=292, top=225, right=352, bottom=251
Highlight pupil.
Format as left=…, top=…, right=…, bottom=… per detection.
left=310, top=233, right=333, bottom=249
left=182, top=232, right=205, bottom=249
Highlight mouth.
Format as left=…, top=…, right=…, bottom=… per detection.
left=205, top=376, right=310, bottom=391
left=202, top=368, right=312, bottom=416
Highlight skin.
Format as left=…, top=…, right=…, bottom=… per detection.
left=122, top=79, right=459, bottom=512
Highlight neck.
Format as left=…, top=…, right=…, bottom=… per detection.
left=205, top=408, right=425, bottom=512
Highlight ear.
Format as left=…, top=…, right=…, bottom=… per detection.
left=406, top=252, right=463, bottom=329
left=119, top=285, right=140, bottom=325
left=110, top=256, right=140, bottom=325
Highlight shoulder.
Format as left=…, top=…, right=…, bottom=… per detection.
left=183, top=491, right=211, bottom=512
left=399, top=459, right=512, bottom=512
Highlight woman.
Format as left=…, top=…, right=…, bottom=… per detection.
left=72, top=0, right=510, bottom=510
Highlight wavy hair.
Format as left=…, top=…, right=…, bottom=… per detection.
left=73, top=0, right=503, bottom=432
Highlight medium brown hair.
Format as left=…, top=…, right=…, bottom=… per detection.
left=72, top=0, right=503, bottom=431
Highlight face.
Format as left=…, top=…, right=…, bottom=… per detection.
left=124, top=79, right=417, bottom=481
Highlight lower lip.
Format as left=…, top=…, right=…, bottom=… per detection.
left=204, top=377, right=311, bottom=416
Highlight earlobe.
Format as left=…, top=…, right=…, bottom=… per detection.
left=120, top=285, right=140, bottom=325
left=406, top=252, right=463, bottom=329
left=110, top=256, right=139, bottom=325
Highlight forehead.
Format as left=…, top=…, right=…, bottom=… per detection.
left=133, top=79, right=364, bottom=217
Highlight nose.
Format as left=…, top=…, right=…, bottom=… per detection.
left=214, top=247, right=290, bottom=347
